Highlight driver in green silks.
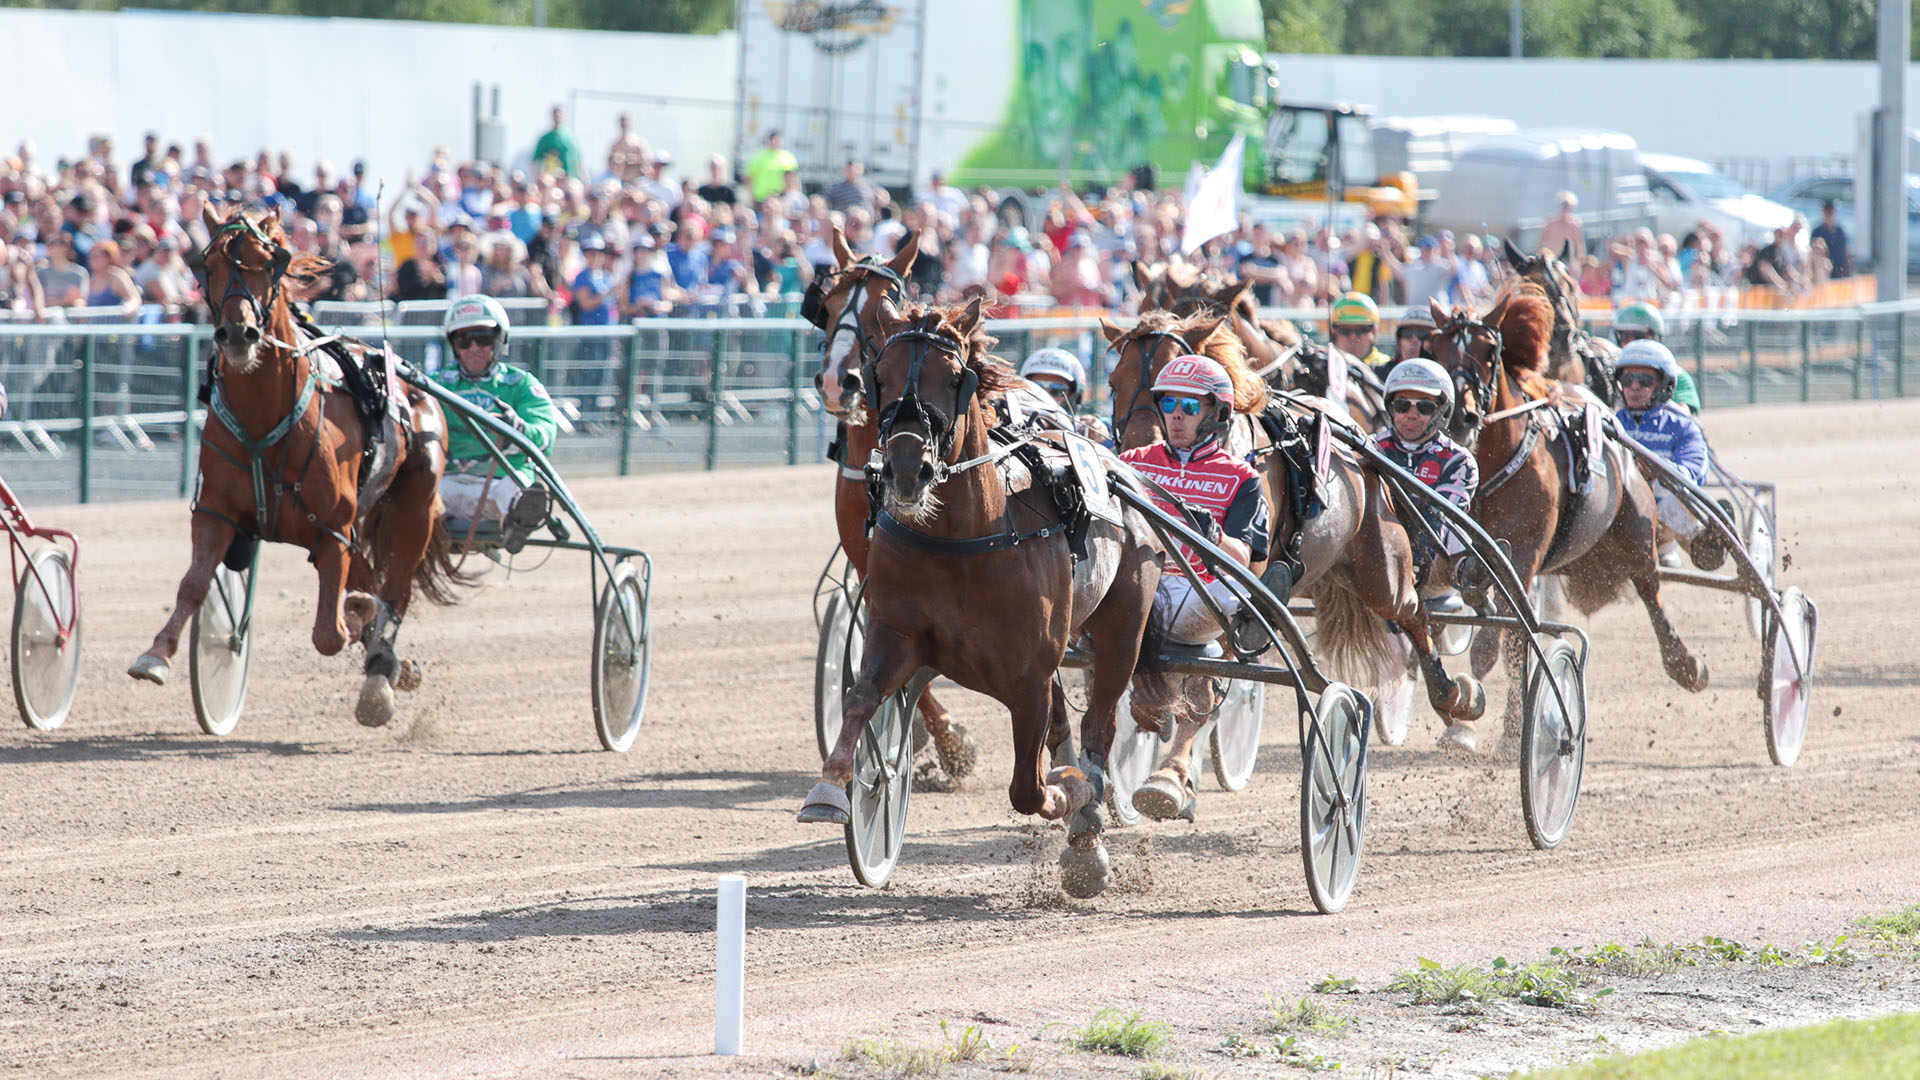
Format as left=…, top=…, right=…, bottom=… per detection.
left=435, top=295, right=558, bottom=553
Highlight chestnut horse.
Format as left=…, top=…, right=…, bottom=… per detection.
left=807, top=228, right=981, bottom=777
left=1502, top=239, right=1616, bottom=403
left=1428, top=286, right=1706, bottom=751
left=1133, top=260, right=1295, bottom=372
left=800, top=298, right=1171, bottom=898
left=1103, top=310, right=1484, bottom=777
left=128, top=207, right=462, bottom=726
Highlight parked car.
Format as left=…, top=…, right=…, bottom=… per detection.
left=1641, top=152, right=1794, bottom=249
left=1766, top=174, right=1920, bottom=275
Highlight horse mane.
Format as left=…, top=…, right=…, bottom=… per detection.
left=1132, top=309, right=1267, bottom=414
left=1494, top=282, right=1554, bottom=375
left=208, top=208, right=337, bottom=306
left=891, top=300, right=1021, bottom=396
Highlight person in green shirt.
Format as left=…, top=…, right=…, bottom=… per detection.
left=532, top=105, right=583, bottom=180
left=435, top=295, right=559, bottom=553
left=1612, top=301, right=1700, bottom=414
left=745, top=129, right=798, bottom=203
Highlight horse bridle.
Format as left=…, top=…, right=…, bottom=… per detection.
left=808, top=259, right=906, bottom=387
left=1433, top=311, right=1505, bottom=442
left=192, top=216, right=293, bottom=331
left=1110, top=327, right=1194, bottom=435
left=871, top=315, right=978, bottom=482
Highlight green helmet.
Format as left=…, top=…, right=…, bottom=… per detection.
left=1330, top=291, right=1380, bottom=328
left=443, top=294, right=513, bottom=361
left=1613, top=301, right=1665, bottom=341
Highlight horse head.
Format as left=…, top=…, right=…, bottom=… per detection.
left=1102, top=312, right=1209, bottom=450
left=196, top=205, right=297, bottom=374
left=1504, top=237, right=1581, bottom=360
left=1426, top=296, right=1507, bottom=449
left=808, top=226, right=916, bottom=421
left=869, top=296, right=1004, bottom=520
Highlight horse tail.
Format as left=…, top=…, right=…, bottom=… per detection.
left=1306, top=580, right=1394, bottom=688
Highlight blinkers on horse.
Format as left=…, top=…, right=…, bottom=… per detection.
left=1433, top=311, right=1505, bottom=443
left=193, top=216, right=293, bottom=347
left=872, top=315, right=978, bottom=481
left=1110, top=327, right=1194, bottom=434
left=808, top=258, right=907, bottom=399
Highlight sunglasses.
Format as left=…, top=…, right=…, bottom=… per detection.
left=450, top=329, right=498, bottom=350
left=1618, top=372, right=1659, bottom=388
left=1613, top=330, right=1651, bottom=343
left=1158, top=396, right=1204, bottom=417
left=1389, top=398, right=1439, bottom=416
left=1331, top=326, right=1370, bottom=337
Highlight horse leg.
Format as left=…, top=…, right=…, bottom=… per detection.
left=1634, top=571, right=1708, bottom=693
left=1044, top=676, right=1075, bottom=769
left=369, top=462, right=439, bottom=698
left=801, top=623, right=921, bottom=822
left=1133, top=674, right=1212, bottom=822
left=1060, top=578, right=1155, bottom=898
left=1007, top=675, right=1093, bottom=824
left=129, top=513, right=235, bottom=684
left=312, top=535, right=354, bottom=658
left=918, top=689, right=978, bottom=779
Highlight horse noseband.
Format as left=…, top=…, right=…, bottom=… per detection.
left=874, top=318, right=976, bottom=474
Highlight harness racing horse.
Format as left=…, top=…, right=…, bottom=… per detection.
left=800, top=298, right=1172, bottom=898
left=807, top=227, right=981, bottom=777
left=1103, top=310, right=1484, bottom=777
left=129, top=206, right=463, bottom=726
left=1134, top=261, right=1296, bottom=373
left=1428, top=288, right=1707, bottom=751
left=1503, top=239, right=1616, bottom=403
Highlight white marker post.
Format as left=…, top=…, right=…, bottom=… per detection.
left=715, top=874, right=745, bottom=1055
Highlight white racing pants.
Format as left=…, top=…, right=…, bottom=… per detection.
left=440, top=471, right=523, bottom=526
left=1653, top=485, right=1702, bottom=540
left=1154, top=573, right=1242, bottom=646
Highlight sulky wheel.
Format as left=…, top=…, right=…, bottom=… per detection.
left=189, top=562, right=253, bottom=737
left=1762, top=586, right=1818, bottom=768
left=591, top=562, right=651, bottom=752
left=814, top=590, right=864, bottom=762
left=1104, top=687, right=1166, bottom=828
left=1210, top=679, right=1265, bottom=791
left=1300, top=683, right=1369, bottom=915
left=1520, top=640, right=1587, bottom=850
left=845, top=676, right=923, bottom=888
left=11, top=547, right=80, bottom=731
left=1743, top=512, right=1776, bottom=642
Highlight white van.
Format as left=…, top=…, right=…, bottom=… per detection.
left=1640, top=152, right=1794, bottom=247
left=1427, top=128, right=1650, bottom=246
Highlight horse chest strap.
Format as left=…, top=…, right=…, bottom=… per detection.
left=875, top=511, right=1066, bottom=556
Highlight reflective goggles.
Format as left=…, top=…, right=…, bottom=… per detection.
left=1158, top=396, right=1205, bottom=417
left=450, top=329, right=498, bottom=350
left=1388, top=397, right=1439, bottom=417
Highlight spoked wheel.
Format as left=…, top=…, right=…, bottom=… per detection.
left=1520, top=641, right=1587, bottom=851
left=814, top=590, right=864, bottom=761
left=846, top=675, right=924, bottom=888
left=1762, top=586, right=1817, bottom=767
left=1300, top=683, right=1369, bottom=915
left=12, top=548, right=80, bottom=731
left=1373, top=630, right=1415, bottom=747
left=1105, top=688, right=1166, bottom=828
left=189, top=563, right=254, bottom=737
left=591, top=562, right=651, bottom=752
left=1743, top=512, right=1776, bottom=641
left=1210, top=679, right=1264, bottom=791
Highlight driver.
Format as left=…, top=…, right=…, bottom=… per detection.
left=1018, top=347, right=1111, bottom=443
left=1329, top=291, right=1390, bottom=369
left=1119, top=355, right=1270, bottom=647
left=1612, top=339, right=1723, bottom=570
left=1370, top=359, right=1478, bottom=613
left=1611, top=301, right=1701, bottom=414
left=1392, top=306, right=1436, bottom=365
left=435, top=295, right=559, bottom=554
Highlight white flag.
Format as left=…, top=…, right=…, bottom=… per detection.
left=1180, top=134, right=1245, bottom=256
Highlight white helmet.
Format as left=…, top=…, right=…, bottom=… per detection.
left=1615, top=338, right=1681, bottom=407
left=1020, top=347, right=1086, bottom=406
left=443, top=294, right=513, bottom=364
left=1382, top=357, right=1454, bottom=441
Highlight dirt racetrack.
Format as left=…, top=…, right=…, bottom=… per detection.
left=2, top=398, right=1917, bottom=1078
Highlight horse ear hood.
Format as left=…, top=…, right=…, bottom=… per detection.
left=1502, top=236, right=1529, bottom=270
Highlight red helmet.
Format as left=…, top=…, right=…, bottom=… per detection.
left=1151, top=355, right=1235, bottom=408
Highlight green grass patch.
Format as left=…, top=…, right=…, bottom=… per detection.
left=1553, top=933, right=1858, bottom=974
left=1387, top=955, right=1605, bottom=1009
left=1072, top=1008, right=1171, bottom=1058
left=840, top=1020, right=992, bottom=1076
left=1854, top=903, right=1920, bottom=945
left=1137, top=1061, right=1203, bottom=1080
left=1264, top=993, right=1351, bottom=1035
left=1516, top=1012, right=1920, bottom=1079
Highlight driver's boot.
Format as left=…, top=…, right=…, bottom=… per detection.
left=501, top=482, right=551, bottom=555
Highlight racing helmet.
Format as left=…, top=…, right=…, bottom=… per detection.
left=444, top=294, right=512, bottom=368
left=1614, top=338, right=1681, bottom=407
left=1396, top=306, right=1437, bottom=332
left=1330, top=291, right=1381, bottom=328
left=1381, top=357, right=1454, bottom=441
left=1019, top=347, right=1086, bottom=408
left=1613, top=301, right=1666, bottom=343
left=1152, top=354, right=1235, bottom=410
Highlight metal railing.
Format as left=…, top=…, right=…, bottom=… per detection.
left=2, top=302, right=1917, bottom=504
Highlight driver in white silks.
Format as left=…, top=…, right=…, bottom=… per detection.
left=434, top=295, right=559, bottom=553
left=1018, top=347, right=1113, bottom=445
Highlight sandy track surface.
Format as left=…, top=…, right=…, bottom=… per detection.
left=1, top=399, right=1915, bottom=1078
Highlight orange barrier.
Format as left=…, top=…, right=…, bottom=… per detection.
left=1572, top=276, right=1879, bottom=316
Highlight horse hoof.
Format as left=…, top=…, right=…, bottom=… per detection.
left=1451, top=675, right=1487, bottom=722
left=1046, top=765, right=1094, bottom=817
left=1132, top=773, right=1194, bottom=822
left=1058, top=838, right=1111, bottom=900
left=933, top=721, right=978, bottom=779
left=797, top=781, right=851, bottom=825
left=127, top=655, right=170, bottom=686
left=1675, top=656, right=1710, bottom=694
left=355, top=676, right=396, bottom=728
left=1438, top=722, right=1477, bottom=753
left=395, top=659, right=423, bottom=693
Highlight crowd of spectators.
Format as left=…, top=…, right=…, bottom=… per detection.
left=0, top=113, right=1853, bottom=331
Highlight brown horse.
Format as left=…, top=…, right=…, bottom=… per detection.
left=1102, top=310, right=1484, bottom=779
left=1134, top=261, right=1294, bottom=372
left=1428, top=286, right=1706, bottom=751
left=1503, top=239, right=1616, bottom=402
left=800, top=298, right=1171, bottom=897
left=128, top=206, right=463, bottom=726
left=808, top=227, right=980, bottom=776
